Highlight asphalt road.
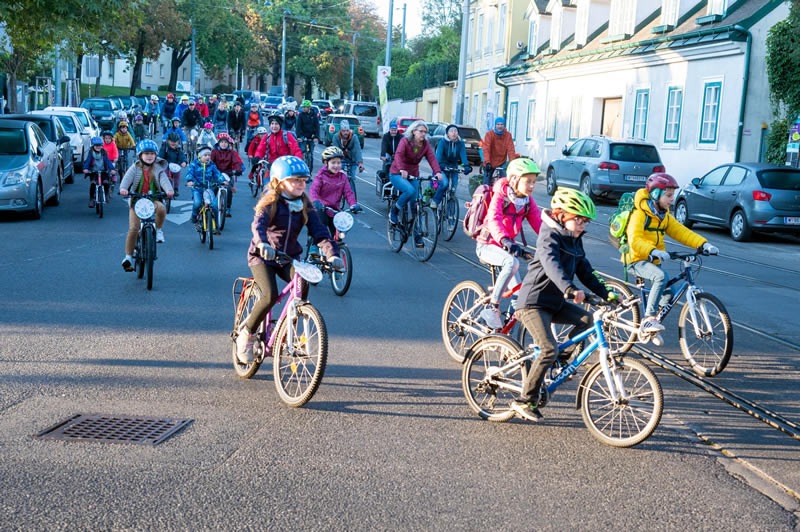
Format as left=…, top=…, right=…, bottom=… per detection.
left=0, top=137, right=798, bottom=529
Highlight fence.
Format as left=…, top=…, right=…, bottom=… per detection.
left=387, top=62, right=457, bottom=102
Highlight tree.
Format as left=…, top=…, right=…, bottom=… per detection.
left=421, top=0, right=462, bottom=34
left=765, top=1, right=800, bottom=164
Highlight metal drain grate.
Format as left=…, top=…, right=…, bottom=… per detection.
left=36, top=414, right=192, bottom=446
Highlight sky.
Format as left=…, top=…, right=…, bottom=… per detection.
left=370, top=0, right=423, bottom=41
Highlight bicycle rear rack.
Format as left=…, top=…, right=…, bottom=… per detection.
left=233, top=277, right=253, bottom=312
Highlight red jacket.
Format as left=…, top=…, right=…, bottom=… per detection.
left=197, top=102, right=209, bottom=118
left=254, top=131, right=302, bottom=162
left=210, top=145, right=243, bottom=174
left=247, top=135, right=265, bottom=157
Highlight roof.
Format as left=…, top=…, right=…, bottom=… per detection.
left=0, top=119, right=29, bottom=128
left=500, top=0, right=784, bottom=80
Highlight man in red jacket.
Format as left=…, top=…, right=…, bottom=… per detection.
left=481, top=116, right=517, bottom=185
left=211, top=133, right=242, bottom=216
left=254, top=115, right=303, bottom=173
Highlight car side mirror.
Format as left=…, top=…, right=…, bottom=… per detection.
left=691, top=178, right=701, bottom=187
left=59, top=136, right=71, bottom=144
left=34, top=147, right=43, bottom=158
left=561, top=145, right=569, bottom=156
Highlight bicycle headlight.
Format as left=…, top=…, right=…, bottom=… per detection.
left=134, top=198, right=155, bottom=219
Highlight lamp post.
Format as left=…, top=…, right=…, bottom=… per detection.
left=455, top=0, right=470, bottom=123
left=385, top=0, right=394, bottom=67
left=281, top=9, right=290, bottom=96
left=401, top=4, right=406, bottom=48
left=350, top=32, right=359, bottom=100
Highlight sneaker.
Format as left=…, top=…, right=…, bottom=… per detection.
left=389, top=206, right=399, bottom=225
left=415, top=236, right=424, bottom=248
left=640, top=317, right=665, bottom=334
left=226, top=211, right=232, bottom=218
left=121, top=255, right=134, bottom=272
left=652, top=333, right=664, bottom=347
left=156, top=229, right=165, bottom=243
left=88, top=199, right=95, bottom=208
left=511, top=400, right=543, bottom=421
left=430, top=200, right=439, bottom=210
left=236, top=325, right=255, bottom=364
left=309, top=244, right=320, bottom=257
left=480, top=305, right=503, bottom=330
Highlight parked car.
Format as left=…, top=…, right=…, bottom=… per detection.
left=545, top=135, right=665, bottom=199
left=675, top=163, right=800, bottom=242
left=2, top=114, right=73, bottom=183
left=81, top=98, right=118, bottom=131
left=312, top=99, right=334, bottom=119
left=321, top=114, right=365, bottom=149
left=234, top=89, right=262, bottom=107
left=429, top=124, right=482, bottom=166
left=262, top=96, right=285, bottom=114
left=31, top=110, right=91, bottom=169
left=395, top=117, right=424, bottom=134
left=340, top=101, right=381, bottom=137
left=45, top=106, right=100, bottom=138
left=0, top=119, right=62, bottom=218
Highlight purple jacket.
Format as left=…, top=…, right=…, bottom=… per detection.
left=309, top=168, right=357, bottom=209
left=389, top=136, right=441, bottom=177
left=247, top=196, right=338, bottom=267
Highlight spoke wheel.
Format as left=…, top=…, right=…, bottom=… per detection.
left=96, top=187, right=104, bottom=218
left=675, top=201, right=692, bottom=228
left=135, top=235, right=145, bottom=279
left=330, top=245, right=353, bottom=296
left=273, top=303, right=328, bottom=407
left=580, top=357, right=663, bottom=447
left=546, top=168, right=557, bottom=195
left=413, top=206, right=438, bottom=262
left=232, top=285, right=263, bottom=379
left=217, top=189, right=227, bottom=231
left=678, top=292, right=733, bottom=376
left=144, top=227, right=155, bottom=290
left=165, top=196, right=172, bottom=214
left=442, top=280, right=489, bottom=362
left=462, top=335, right=522, bottom=422
left=199, top=211, right=207, bottom=243
left=595, top=280, right=640, bottom=354
left=387, top=205, right=404, bottom=252
left=443, top=196, right=458, bottom=241
left=206, top=210, right=214, bottom=250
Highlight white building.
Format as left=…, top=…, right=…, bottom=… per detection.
left=498, top=0, right=787, bottom=185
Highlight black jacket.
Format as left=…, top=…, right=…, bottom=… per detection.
left=381, top=132, right=401, bottom=158
left=157, top=143, right=187, bottom=165
left=162, top=100, right=177, bottom=119
left=517, top=210, right=610, bottom=313
left=284, top=112, right=297, bottom=131
left=181, top=108, right=202, bottom=129
left=228, top=109, right=246, bottom=132
left=295, top=111, right=319, bottom=139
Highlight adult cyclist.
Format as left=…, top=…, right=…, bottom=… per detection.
left=228, top=101, right=246, bottom=148
left=433, top=124, right=470, bottom=208
left=295, top=100, right=319, bottom=169
left=332, top=120, right=363, bottom=188
left=480, top=116, right=516, bottom=186
left=161, top=93, right=177, bottom=130
left=144, top=94, right=161, bottom=135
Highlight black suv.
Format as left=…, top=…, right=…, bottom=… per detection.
left=429, top=124, right=482, bottom=166
left=82, top=98, right=119, bottom=131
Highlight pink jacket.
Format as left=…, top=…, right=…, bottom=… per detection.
left=309, top=168, right=357, bottom=209
left=389, top=136, right=441, bottom=177
left=478, top=177, right=542, bottom=247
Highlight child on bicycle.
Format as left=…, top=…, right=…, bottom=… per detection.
left=101, top=130, right=119, bottom=168
left=82, top=136, right=116, bottom=208
left=512, top=187, right=617, bottom=422
left=210, top=133, right=242, bottom=217
left=185, top=145, right=228, bottom=231
left=158, top=132, right=187, bottom=195
left=197, top=122, right=217, bottom=151
left=132, top=115, right=146, bottom=142
left=114, top=121, right=136, bottom=175
left=247, top=126, right=267, bottom=182
left=476, top=157, right=542, bottom=329
left=308, top=146, right=362, bottom=253
left=235, top=156, right=343, bottom=365
left=625, top=173, right=718, bottom=334
left=118, top=139, right=174, bottom=270
left=163, top=117, right=187, bottom=144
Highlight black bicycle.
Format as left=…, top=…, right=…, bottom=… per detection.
left=437, top=165, right=468, bottom=241
left=299, top=137, right=315, bottom=172
left=130, top=192, right=166, bottom=290
left=341, top=159, right=358, bottom=205
left=386, top=176, right=438, bottom=262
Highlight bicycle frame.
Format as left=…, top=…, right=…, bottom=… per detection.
left=198, top=188, right=217, bottom=231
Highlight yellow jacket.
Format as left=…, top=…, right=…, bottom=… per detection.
left=625, top=188, right=707, bottom=265
left=114, top=131, right=136, bottom=150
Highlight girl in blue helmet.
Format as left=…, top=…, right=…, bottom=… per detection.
left=82, top=136, right=117, bottom=209
left=235, top=156, right=343, bottom=365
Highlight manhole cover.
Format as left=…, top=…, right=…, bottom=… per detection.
left=36, top=414, right=192, bottom=446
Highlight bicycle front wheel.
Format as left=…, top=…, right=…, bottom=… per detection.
left=413, top=206, right=438, bottom=262
left=96, top=188, right=104, bottom=218
left=330, top=245, right=353, bottom=296
left=462, top=335, right=521, bottom=422
left=206, top=210, right=214, bottom=250
left=442, top=280, right=488, bottom=362
left=144, top=226, right=155, bottom=290
left=217, top=189, right=227, bottom=231
left=232, top=284, right=263, bottom=379
left=678, top=292, right=733, bottom=376
left=135, top=234, right=145, bottom=279
left=273, top=303, right=328, bottom=407
left=580, top=357, right=663, bottom=447
left=443, top=196, right=459, bottom=241
left=387, top=207, right=404, bottom=252
left=600, top=280, right=640, bottom=354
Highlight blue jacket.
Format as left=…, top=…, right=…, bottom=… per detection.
left=145, top=101, right=161, bottom=116
left=162, top=127, right=187, bottom=143
left=175, top=103, right=189, bottom=119
left=185, top=159, right=225, bottom=188
left=82, top=148, right=115, bottom=174
left=436, top=139, right=468, bottom=168
left=157, top=143, right=187, bottom=166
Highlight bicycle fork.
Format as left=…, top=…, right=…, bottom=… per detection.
left=685, top=287, right=714, bottom=338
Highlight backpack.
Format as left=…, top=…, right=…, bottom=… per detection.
left=608, top=192, right=636, bottom=252
left=463, top=184, right=529, bottom=244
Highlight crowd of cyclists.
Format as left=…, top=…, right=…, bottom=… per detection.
left=81, top=91, right=719, bottom=422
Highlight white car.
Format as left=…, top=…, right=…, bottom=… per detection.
left=31, top=110, right=91, bottom=167
left=44, top=106, right=100, bottom=138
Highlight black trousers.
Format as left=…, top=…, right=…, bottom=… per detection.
left=245, top=262, right=309, bottom=332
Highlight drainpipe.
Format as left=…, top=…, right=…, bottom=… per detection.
left=733, top=25, right=752, bottom=163
left=495, top=68, right=508, bottom=127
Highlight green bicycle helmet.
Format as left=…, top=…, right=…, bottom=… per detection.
left=301, top=99, right=312, bottom=107
left=507, top=157, right=541, bottom=177
left=551, top=187, right=596, bottom=220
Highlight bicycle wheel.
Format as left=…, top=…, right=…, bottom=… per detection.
left=206, top=210, right=214, bottom=250
left=199, top=210, right=207, bottom=243
left=678, top=292, right=733, bottom=377
left=135, top=235, right=145, bottom=279
left=600, top=280, right=640, bottom=354
left=462, top=335, right=522, bottom=422
left=96, top=187, right=103, bottom=218
left=250, top=175, right=259, bottom=198
left=232, top=284, right=263, bottom=378
left=386, top=204, right=404, bottom=252
left=273, top=303, right=328, bottom=407
left=579, top=357, right=663, bottom=447
left=217, top=188, right=227, bottom=231
left=144, top=226, right=155, bottom=290
left=442, top=280, right=489, bottom=362
left=330, top=245, right=353, bottom=296
left=443, top=196, right=458, bottom=241
left=303, top=146, right=313, bottom=169
left=413, top=206, right=438, bottom=262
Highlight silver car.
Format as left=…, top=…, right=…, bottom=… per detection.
left=31, top=110, right=91, bottom=168
left=45, top=106, right=101, bottom=138
left=675, top=163, right=800, bottom=242
left=546, top=136, right=665, bottom=199
left=341, top=101, right=381, bottom=137
left=0, top=119, right=62, bottom=218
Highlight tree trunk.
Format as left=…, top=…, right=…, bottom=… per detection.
left=304, top=78, right=312, bottom=100
left=257, top=74, right=265, bottom=92
left=8, top=69, right=18, bottom=113
left=94, top=55, right=103, bottom=98
left=75, top=53, right=84, bottom=103
left=288, top=74, right=296, bottom=100
left=129, top=30, right=147, bottom=96
left=169, top=43, right=190, bottom=92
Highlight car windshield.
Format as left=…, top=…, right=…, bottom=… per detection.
left=235, top=91, right=253, bottom=99
left=458, top=127, right=481, bottom=140
left=86, top=101, right=111, bottom=111
left=57, top=116, right=77, bottom=133
left=0, top=128, right=28, bottom=154
left=609, top=143, right=660, bottom=163
left=265, top=97, right=283, bottom=105
left=73, top=112, right=90, bottom=127
left=757, top=169, right=800, bottom=190
left=352, top=104, right=377, bottom=117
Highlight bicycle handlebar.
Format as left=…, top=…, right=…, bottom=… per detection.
left=669, top=249, right=717, bottom=260
left=129, top=192, right=167, bottom=200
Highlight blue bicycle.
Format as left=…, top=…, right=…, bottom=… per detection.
left=462, top=295, right=663, bottom=448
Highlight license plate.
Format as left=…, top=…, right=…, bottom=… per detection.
left=786, top=217, right=800, bottom=224
left=625, top=175, right=647, bottom=182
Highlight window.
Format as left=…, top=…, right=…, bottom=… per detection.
left=464, top=95, right=470, bottom=121
left=662, top=0, right=680, bottom=26
left=707, top=0, right=727, bottom=16
left=145, top=61, right=152, bottom=76
left=567, top=140, right=585, bottom=156
left=757, top=169, right=800, bottom=189
left=576, top=0, right=589, bottom=46
left=632, top=89, right=649, bottom=140
left=468, top=16, right=475, bottom=60
left=699, top=81, right=722, bottom=144
left=580, top=139, right=601, bottom=157
left=701, top=166, right=728, bottom=186
left=528, top=20, right=538, bottom=55
left=609, top=0, right=635, bottom=36
left=476, top=14, right=484, bottom=55
left=545, top=97, right=558, bottom=142
left=486, top=14, right=494, bottom=55
left=551, top=7, right=563, bottom=50
left=508, top=101, right=518, bottom=140
left=569, top=96, right=581, bottom=140
left=159, top=64, right=165, bottom=78
left=526, top=98, right=536, bottom=140
left=0, top=128, right=28, bottom=154
left=182, top=67, right=187, bottom=80
left=28, top=128, right=40, bottom=154
left=609, top=143, right=660, bottom=162
left=495, top=89, right=501, bottom=116
left=664, top=87, right=683, bottom=144
left=57, top=116, right=77, bottom=134
left=497, top=4, right=507, bottom=51
left=722, top=166, right=747, bottom=186
left=471, top=92, right=479, bottom=127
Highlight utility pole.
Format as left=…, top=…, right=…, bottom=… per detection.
left=385, top=0, right=394, bottom=67
left=455, top=0, right=470, bottom=123
left=350, top=32, right=359, bottom=101
left=191, top=25, right=196, bottom=92
left=281, top=10, right=289, bottom=96
left=54, top=45, right=61, bottom=106
left=401, top=4, right=406, bottom=48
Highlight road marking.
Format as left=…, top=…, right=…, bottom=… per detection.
left=166, top=200, right=194, bottom=225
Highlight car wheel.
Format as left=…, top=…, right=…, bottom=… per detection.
left=674, top=200, right=692, bottom=228
left=546, top=167, right=557, bottom=195
left=30, top=179, right=44, bottom=219
left=580, top=175, right=595, bottom=200
left=730, top=209, right=752, bottom=242
left=47, top=168, right=63, bottom=206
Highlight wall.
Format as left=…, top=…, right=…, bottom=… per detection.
left=418, top=86, right=455, bottom=123
left=384, top=98, right=419, bottom=126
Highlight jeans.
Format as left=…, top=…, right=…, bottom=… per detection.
left=192, top=187, right=218, bottom=223
left=389, top=173, right=420, bottom=211
left=516, top=305, right=593, bottom=403
left=168, top=171, right=180, bottom=195
left=432, top=173, right=449, bottom=205
left=245, top=262, right=309, bottom=332
left=476, top=243, right=519, bottom=304
left=628, top=260, right=672, bottom=318
left=483, top=164, right=506, bottom=185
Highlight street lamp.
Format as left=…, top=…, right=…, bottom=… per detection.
left=385, top=0, right=394, bottom=67
left=263, top=1, right=290, bottom=96
left=455, top=0, right=470, bottom=124
left=350, top=32, right=359, bottom=101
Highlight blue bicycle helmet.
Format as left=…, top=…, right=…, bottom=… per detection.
left=137, top=139, right=159, bottom=155
left=270, top=156, right=310, bottom=182
left=90, top=136, right=103, bottom=147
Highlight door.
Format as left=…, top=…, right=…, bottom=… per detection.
left=561, top=140, right=585, bottom=185
left=691, top=166, right=729, bottom=223
left=714, top=165, right=747, bottom=222
left=601, top=98, right=622, bottom=137
left=430, top=102, right=439, bottom=122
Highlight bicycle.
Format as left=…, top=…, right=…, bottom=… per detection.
left=86, top=171, right=112, bottom=219
left=185, top=127, right=199, bottom=162
left=166, top=163, right=185, bottom=213
left=341, top=159, right=358, bottom=205
left=129, top=192, right=166, bottom=291
left=217, top=174, right=229, bottom=231
left=462, top=294, right=663, bottom=448
left=598, top=250, right=733, bottom=377
left=195, top=186, right=221, bottom=250
left=251, top=160, right=268, bottom=197
left=435, top=165, right=467, bottom=242
left=386, top=176, right=438, bottom=262
left=483, top=163, right=507, bottom=187
left=231, top=253, right=328, bottom=407
left=375, top=155, right=394, bottom=207
left=117, top=148, right=134, bottom=179
left=146, top=113, right=159, bottom=139
left=299, top=137, right=315, bottom=172
left=304, top=208, right=355, bottom=296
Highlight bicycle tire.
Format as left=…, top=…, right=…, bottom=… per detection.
left=413, top=206, right=438, bottom=262
left=217, top=188, right=227, bottom=231
left=250, top=176, right=259, bottom=198
left=232, top=284, right=263, bottom=378
left=387, top=204, right=404, bottom=252
left=579, top=357, right=663, bottom=447
left=273, top=302, right=328, bottom=407
left=165, top=195, right=171, bottom=214
left=330, top=245, right=353, bottom=296
left=599, top=280, right=640, bottom=354
left=135, top=235, right=145, bottom=279
left=206, top=210, right=214, bottom=250
left=144, top=226, right=155, bottom=290
left=96, top=186, right=103, bottom=218
left=442, top=280, right=489, bottom=362
left=443, top=196, right=458, bottom=241
left=678, top=292, right=733, bottom=377
left=199, top=208, right=207, bottom=243
left=461, top=335, right=521, bottom=422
